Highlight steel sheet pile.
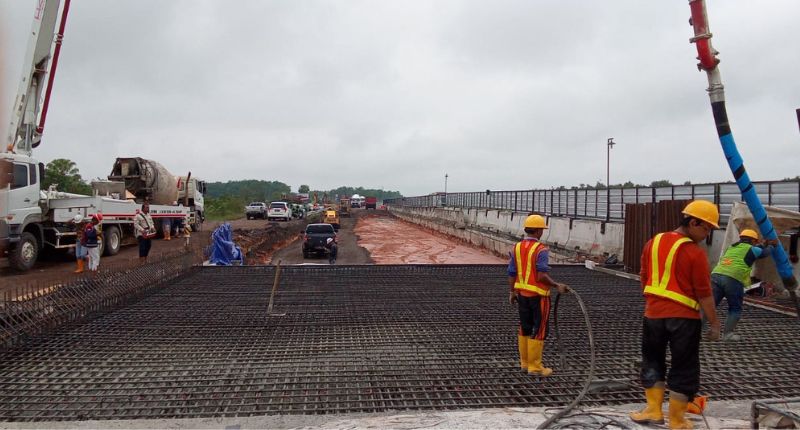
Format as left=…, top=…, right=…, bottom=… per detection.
left=0, top=265, right=798, bottom=421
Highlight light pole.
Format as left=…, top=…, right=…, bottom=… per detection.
left=444, top=173, right=449, bottom=206
left=606, top=138, right=616, bottom=221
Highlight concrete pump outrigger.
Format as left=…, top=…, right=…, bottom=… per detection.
left=688, top=0, right=800, bottom=316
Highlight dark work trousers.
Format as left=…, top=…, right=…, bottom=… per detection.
left=327, top=243, right=338, bottom=264
left=640, top=317, right=701, bottom=400
left=517, top=294, right=551, bottom=340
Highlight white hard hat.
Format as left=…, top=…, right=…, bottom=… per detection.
left=72, top=214, right=83, bottom=223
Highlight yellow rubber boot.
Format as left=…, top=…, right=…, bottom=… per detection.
left=74, top=259, right=84, bottom=274
left=518, top=335, right=529, bottom=371
left=668, top=393, right=693, bottom=429
left=629, top=385, right=665, bottom=425
left=526, top=339, right=552, bottom=376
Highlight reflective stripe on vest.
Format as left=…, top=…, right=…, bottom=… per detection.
left=712, top=242, right=753, bottom=287
left=643, top=233, right=700, bottom=310
left=514, top=241, right=550, bottom=296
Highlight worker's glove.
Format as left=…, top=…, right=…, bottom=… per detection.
left=509, top=291, right=518, bottom=305
left=708, top=320, right=721, bottom=341
left=556, top=283, right=570, bottom=294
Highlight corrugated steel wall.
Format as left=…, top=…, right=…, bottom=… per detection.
left=623, top=200, right=689, bottom=274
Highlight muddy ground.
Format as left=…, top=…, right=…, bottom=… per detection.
left=0, top=209, right=508, bottom=294
left=0, top=217, right=298, bottom=294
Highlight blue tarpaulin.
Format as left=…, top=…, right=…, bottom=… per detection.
left=209, top=223, right=243, bottom=265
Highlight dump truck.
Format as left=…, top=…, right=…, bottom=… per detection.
left=365, top=196, right=378, bottom=209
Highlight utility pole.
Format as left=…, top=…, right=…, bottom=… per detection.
left=606, top=138, right=616, bottom=221
left=444, top=173, right=448, bottom=206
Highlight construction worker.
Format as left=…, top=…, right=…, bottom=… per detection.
left=325, top=237, right=338, bottom=265
left=134, top=203, right=156, bottom=265
left=708, top=228, right=773, bottom=341
left=84, top=214, right=103, bottom=272
left=71, top=214, right=87, bottom=273
left=630, top=200, right=721, bottom=429
left=508, top=214, right=569, bottom=377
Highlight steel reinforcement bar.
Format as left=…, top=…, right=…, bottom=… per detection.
left=0, top=265, right=798, bottom=421
left=0, top=249, right=200, bottom=350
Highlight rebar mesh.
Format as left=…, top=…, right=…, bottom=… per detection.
left=0, top=265, right=797, bottom=421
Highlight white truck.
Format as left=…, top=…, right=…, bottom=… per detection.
left=0, top=1, right=190, bottom=271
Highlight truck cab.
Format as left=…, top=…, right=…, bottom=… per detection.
left=1, top=154, right=46, bottom=270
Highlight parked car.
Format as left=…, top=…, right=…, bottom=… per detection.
left=322, top=209, right=340, bottom=230
left=267, top=201, right=292, bottom=221
left=302, top=223, right=337, bottom=258
left=245, top=202, right=267, bottom=220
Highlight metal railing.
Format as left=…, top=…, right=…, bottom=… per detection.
left=384, top=180, right=800, bottom=226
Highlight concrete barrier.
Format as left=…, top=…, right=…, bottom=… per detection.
left=388, top=206, right=730, bottom=267
left=388, top=206, right=625, bottom=262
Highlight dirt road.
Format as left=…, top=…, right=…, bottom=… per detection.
left=2, top=210, right=507, bottom=292
left=269, top=210, right=373, bottom=265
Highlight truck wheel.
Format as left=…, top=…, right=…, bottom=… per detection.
left=10, top=232, right=38, bottom=272
left=103, top=226, right=121, bottom=256
left=192, top=211, right=203, bottom=231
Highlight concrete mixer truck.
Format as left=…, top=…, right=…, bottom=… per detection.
left=108, top=157, right=205, bottom=231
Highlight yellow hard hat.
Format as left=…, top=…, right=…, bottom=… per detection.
left=681, top=200, right=719, bottom=228
left=524, top=214, right=548, bottom=229
left=739, top=229, right=759, bottom=240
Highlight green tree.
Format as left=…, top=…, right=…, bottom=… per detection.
left=649, top=180, right=673, bottom=187
left=42, top=158, right=92, bottom=195
left=298, top=184, right=310, bottom=193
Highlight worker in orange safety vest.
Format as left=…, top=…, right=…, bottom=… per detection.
left=630, top=200, right=721, bottom=429
left=508, top=214, right=569, bottom=377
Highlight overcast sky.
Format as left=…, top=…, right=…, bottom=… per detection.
left=1, top=1, right=798, bottom=196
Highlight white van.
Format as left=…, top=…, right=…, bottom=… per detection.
left=267, top=201, right=292, bottom=221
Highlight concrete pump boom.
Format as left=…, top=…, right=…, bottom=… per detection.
left=5, top=0, right=71, bottom=156
left=688, top=0, right=800, bottom=313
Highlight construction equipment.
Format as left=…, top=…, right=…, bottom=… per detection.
left=322, top=209, right=340, bottom=230
left=688, top=0, right=799, bottom=307
left=108, top=158, right=205, bottom=230
left=339, top=198, right=351, bottom=217
left=0, top=1, right=191, bottom=271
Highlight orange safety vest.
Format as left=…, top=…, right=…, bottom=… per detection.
left=643, top=232, right=700, bottom=311
left=514, top=240, right=550, bottom=296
